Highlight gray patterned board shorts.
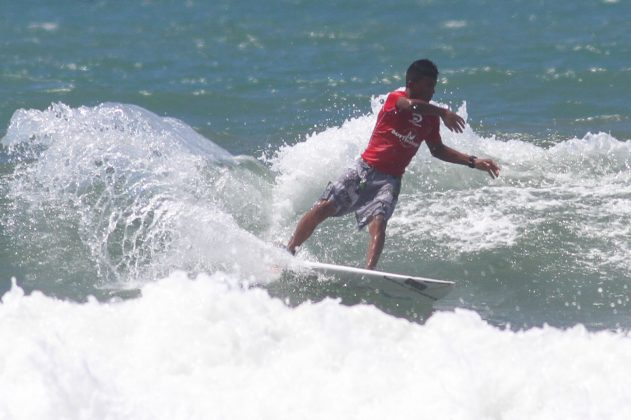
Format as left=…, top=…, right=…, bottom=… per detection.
left=319, top=159, right=402, bottom=229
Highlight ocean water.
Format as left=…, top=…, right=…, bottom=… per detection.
left=1, top=0, right=631, bottom=418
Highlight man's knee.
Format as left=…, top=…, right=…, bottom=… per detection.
left=315, top=199, right=337, bottom=216
left=369, top=214, right=386, bottom=235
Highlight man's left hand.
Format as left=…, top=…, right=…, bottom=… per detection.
left=441, top=110, right=466, bottom=133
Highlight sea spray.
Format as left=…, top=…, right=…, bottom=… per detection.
left=267, top=96, right=631, bottom=329
left=1, top=99, right=630, bottom=328
left=1, top=103, right=286, bottom=298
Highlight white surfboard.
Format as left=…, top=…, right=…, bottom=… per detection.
left=299, top=260, right=454, bottom=304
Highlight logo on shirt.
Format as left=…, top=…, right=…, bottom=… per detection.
left=410, top=113, right=424, bottom=127
left=390, top=129, right=420, bottom=148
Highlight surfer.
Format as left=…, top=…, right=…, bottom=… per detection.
left=287, top=59, right=501, bottom=269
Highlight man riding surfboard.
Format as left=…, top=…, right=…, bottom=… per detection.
left=287, top=59, right=500, bottom=269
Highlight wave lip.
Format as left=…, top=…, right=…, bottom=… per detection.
left=1, top=103, right=281, bottom=296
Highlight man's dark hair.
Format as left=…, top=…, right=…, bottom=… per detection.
left=406, top=59, right=439, bottom=83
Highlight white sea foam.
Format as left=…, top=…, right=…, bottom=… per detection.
left=2, top=100, right=629, bottom=330
left=270, top=97, right=631, bottom=273
left=2, top=103, right=288, bottom=288
left=27, top=22, right=59, bottom=32
left=268, top=112, right=375, bottom=227
left=2, top=100, right=631, bottom=419
left=442, top=19, right=468, bottom=29
left=1, top=273, right=630, bottom=420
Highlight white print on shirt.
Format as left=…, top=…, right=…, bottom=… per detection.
left=410, top=113, right=424, bottom=127
left=390, top=128, right=420, bottom=148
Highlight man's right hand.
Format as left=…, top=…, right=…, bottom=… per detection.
left=472, top=158, right=501, bottom=179
left=441, top=109, right=466, bottom=133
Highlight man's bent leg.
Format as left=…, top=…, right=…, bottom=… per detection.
left=366, top=214, right=386, bottom=269
left=287, top=199, right=338, bottom=254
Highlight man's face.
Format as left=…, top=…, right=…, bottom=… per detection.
left=408, top=76, right=437, bottom=101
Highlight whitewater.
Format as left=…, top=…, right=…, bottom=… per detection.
left=1, top=97, right=630, bottom=419
left=2, top=273, right=631, bottom=420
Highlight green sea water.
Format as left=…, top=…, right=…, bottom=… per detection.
left=2, top=0, right=630, bottom=144
left=1, top=0, right=630, bottom=330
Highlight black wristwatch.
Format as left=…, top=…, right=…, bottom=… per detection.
left=468, top=156, right=477, bottom=168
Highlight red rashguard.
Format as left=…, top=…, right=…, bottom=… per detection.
left=361, top=90, right=441, bottom=177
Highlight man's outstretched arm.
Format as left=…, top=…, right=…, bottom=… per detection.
left=427, top=142, right=501, bottom=179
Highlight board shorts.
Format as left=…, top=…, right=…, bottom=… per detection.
left=318, top=159, right=401, bottom=229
